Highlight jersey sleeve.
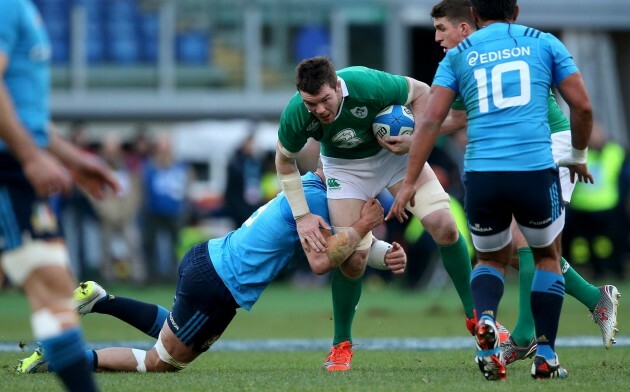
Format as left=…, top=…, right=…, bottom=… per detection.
left=451, top=96, right=466, bottom=110
left=370, top=69, right=409, bottom=107
left=278, top=95, right=311, bottom=154
left=432, top=53, right=460, bottom=95
left=541, top=33, right=579, bottom=87
left=0, top=0, right=20, bottom=55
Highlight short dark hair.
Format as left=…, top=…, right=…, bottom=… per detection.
left=470, top=0, right=517, bottom=22
left=431, top=0, right=475, bottom=26
left=295, top=56, right=337, bottom=95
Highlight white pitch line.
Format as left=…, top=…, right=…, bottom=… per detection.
left=1, top=336, right=628, bottom=353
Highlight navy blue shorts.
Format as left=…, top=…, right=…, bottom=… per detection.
left=167, top=241, right=239, bottom=352
left=463, top=168, right=564, bottom=236
left=0, top=153, right=63, bottom=252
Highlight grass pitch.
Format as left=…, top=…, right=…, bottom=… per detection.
left=0, top=277, right=628, bottom=391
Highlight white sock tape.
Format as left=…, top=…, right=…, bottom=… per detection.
left=132, top=349, right=147, bottom=373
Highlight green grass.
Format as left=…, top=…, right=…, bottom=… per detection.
left=1, top=349, right=628, bottom=391
left=0, top=278, right=628, bottom=391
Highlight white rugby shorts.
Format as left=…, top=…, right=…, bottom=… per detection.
left=551, top=130, right=575, bottom=203
left=321, top=148, right=407, bottom=200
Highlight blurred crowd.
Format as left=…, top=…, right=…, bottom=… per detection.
left=38, top=122, right=630, bottom=288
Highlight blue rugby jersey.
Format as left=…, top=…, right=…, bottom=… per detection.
left=433, top=23, right=578, bottom=172
left=209, top=172, right=329, bottom=310
left=0, top=0, right=51, bottom=151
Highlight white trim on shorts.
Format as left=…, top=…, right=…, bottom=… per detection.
left=471, top=227, right=513, bottom=253
left=516, top=209, right=565, bottom=248
left=551, top=130, right=574, bottom=203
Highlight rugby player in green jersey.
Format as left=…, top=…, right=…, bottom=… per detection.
left=276, top=57, right=481, bottom=371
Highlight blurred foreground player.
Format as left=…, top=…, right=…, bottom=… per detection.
left=1, top=1, right=119, bottom=390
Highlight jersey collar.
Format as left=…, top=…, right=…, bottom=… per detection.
left=335, top=76, right=349, bottom=121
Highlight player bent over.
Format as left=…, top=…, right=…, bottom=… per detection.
left=17, top=169, right=406, bottom=374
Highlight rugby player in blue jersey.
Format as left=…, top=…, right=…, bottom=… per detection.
left=428, top=0, right=620, bottom=365
left=2, top=1, right=119, bottom=391
left=18, top=167, right=406, bottom=374
left=388, top=0, right=593, bottom=381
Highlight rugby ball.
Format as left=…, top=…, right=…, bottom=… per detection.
left=372, top=105, right=414, bottom=140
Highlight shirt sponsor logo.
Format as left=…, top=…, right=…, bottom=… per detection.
left=467, top=46, right=531, bottom=67
left=350, top=106, right=368, bottom=118
left=470, top=223, right=492, bottom=233
left=169, top=313, right=179, bottom=330
left=528, top=217, right=551, bottom=226
left=306, top=120, right=319, bottom=133
left=332, top=128, right=363, bottom=148
left=327, top=178, right=341, bottom=190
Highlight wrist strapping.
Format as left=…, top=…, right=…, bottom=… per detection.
left=278, top=171, right=310, bottom=219
left=570, top=147, right=588, bottom=164
left=367, top=240, right=392, bottom=270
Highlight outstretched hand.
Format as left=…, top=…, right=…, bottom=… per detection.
left=22, top=150, right=72, bottom=197
left=70, top=154, right=121, bottom=199
left=360, top=198, right=384, bottom=229
left=297, top=213, right=331, bottom=253
left=565, top=163, right=594, bottom=184
left=385, top=182, right=415, bottom=223
left=384, top=242, right=406, bottom=274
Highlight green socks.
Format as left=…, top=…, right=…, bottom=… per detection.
left=512, top=249, right=601, bottom=347
left=331, top=268, right=362, bottom=345
left=562, top=257, right=601, bottom=310
left=438, top=231, right=475, bottom=319
left=512, top=247, right=536, bottom=347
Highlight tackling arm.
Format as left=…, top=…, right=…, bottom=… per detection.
left=305, top=199, right=384, bottom=274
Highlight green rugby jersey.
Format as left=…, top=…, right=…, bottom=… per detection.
left=547, top=92, right=570, bottom=134
left=451, top=91, right=570, bottom=134
left=278, top=66, right=409, bottom=159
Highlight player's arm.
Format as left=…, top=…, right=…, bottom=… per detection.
left=556, top=72, right=594, bottom=184
left=305, top=198, right=384, bottom=274
left=0, top=53, right=71, bottom=196
left=48, top=126, right=121, bottom=199
left=386, top=85, right=455, bottom=222
left=275, top=140, right=330, bottom=252
left=439, top=109, right=467, bottom=135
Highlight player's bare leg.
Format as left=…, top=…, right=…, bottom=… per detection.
left=390, top=165, right=476, bottom=327
left=96, top=321, right=201, bottom=372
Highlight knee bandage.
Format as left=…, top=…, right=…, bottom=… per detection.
left=132, top=349, right=147, bottom=373
left=333, top=227, right=372, bottom=251
left=405, top=179, right=450, bottom=220
left=154, top=333, right=189, bottom=371
left=1, top=240, right=70, bottom=285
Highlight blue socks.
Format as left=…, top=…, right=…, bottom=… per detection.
left=93, top=296, right=169, bottom=338
left=531, top=269, right=565, bottom=360
left=40, top=328, right=98, bottom=391
left=470, top=266, right=504, bottom=321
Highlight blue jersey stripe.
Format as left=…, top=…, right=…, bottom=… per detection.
left=0, top=188, right=20, bottom=248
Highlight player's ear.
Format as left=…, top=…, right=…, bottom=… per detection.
left=460, top=23, right=470, bottom=37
